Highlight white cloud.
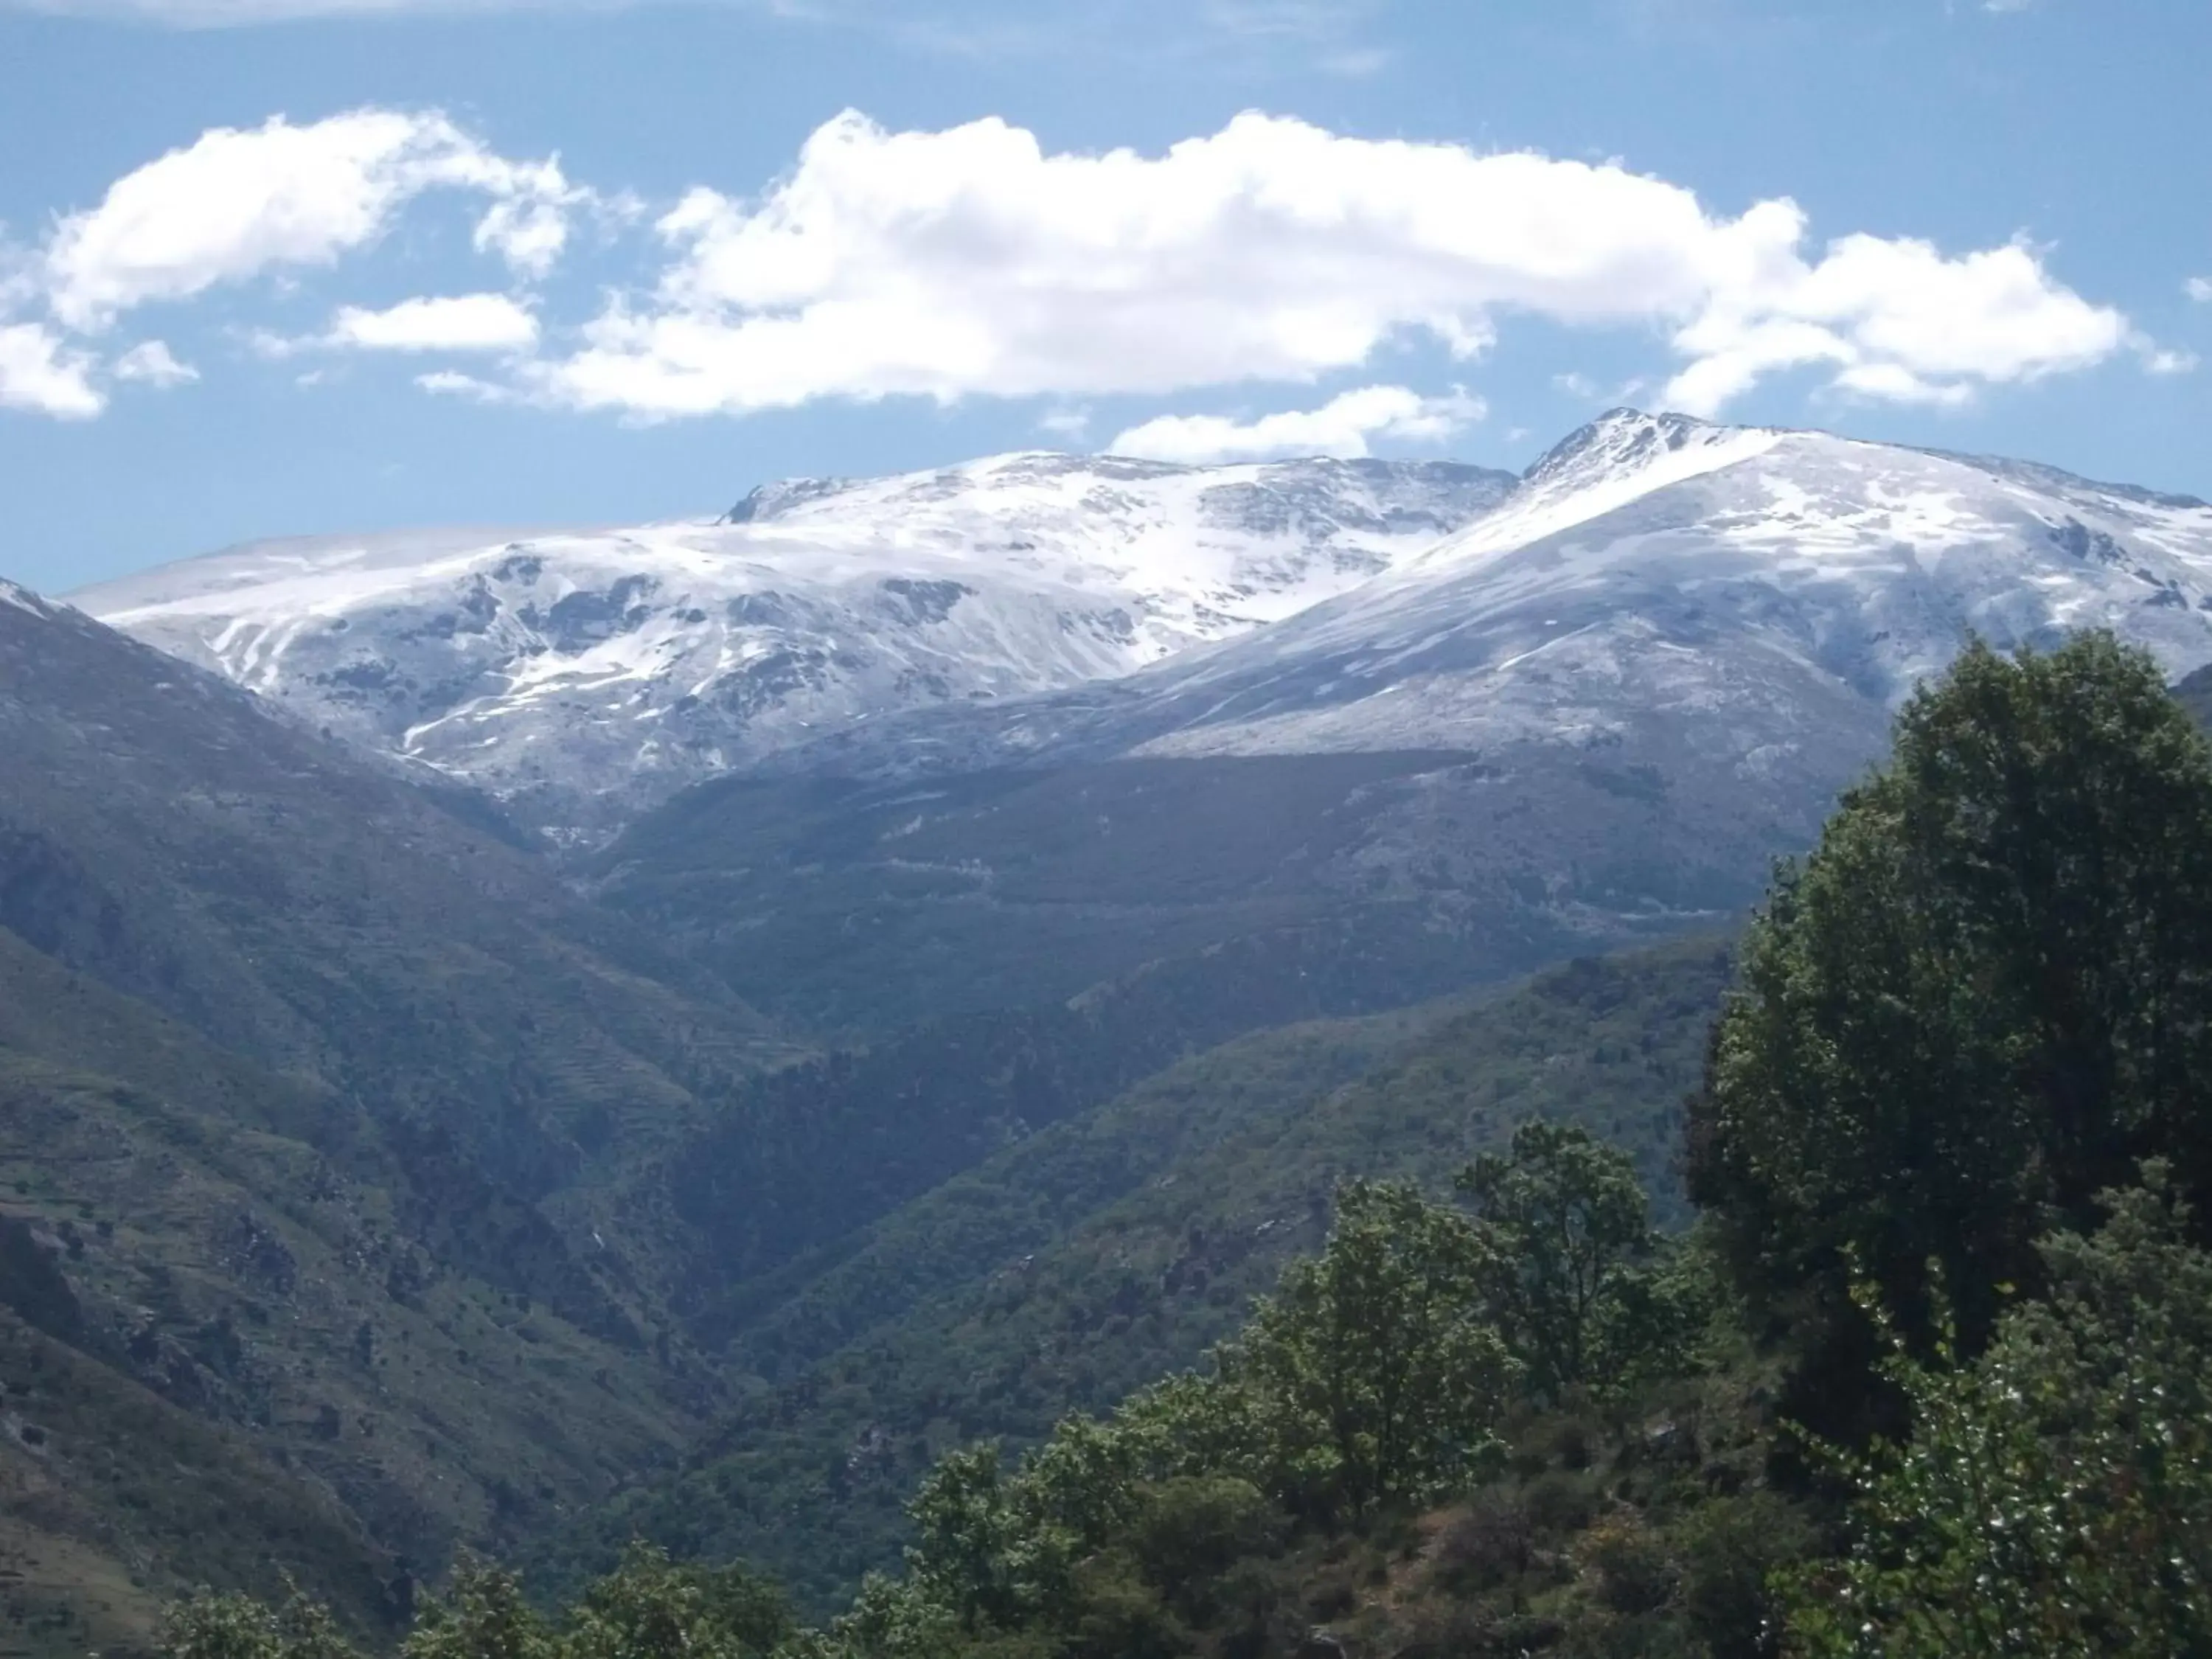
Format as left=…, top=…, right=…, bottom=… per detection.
left=1660, top=234, right=2123, bottom=416
left=3, top=105, right=2145, bottom=431
left=1828, top=361, right=1976, bottom=407
left=520, top=110, right=2130, bottom=422
left=1037, top=406, right=1091, bottom=439
left=1110, top=384, right=1483, bottom=463
left=415, top=368, right=514, bottom=400
left=2142, top=347, right=2197, bottom=377
left=471, top=187, right=575, bottom=280
left=0, top=323, right=102, bottom=417
left=42, top=109, right=579, bottom=332
left=327, top=293, right=540, bottom=352
left=111, top=339, right=199, bottom=385
left=1554, top=370, right=1649, bottom=405
left=2188, top=276, right=2212, bottom=303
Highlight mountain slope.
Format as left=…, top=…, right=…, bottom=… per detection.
left=787, top=411, right=2212, bottom=775
left=588, top=412, right=2212, bottom=1036
left=0, top=581, right=782, bottom=1221
left=0, top=922, right=703, bottom=1659
left=0, top=581, right=836, bottom=1648
left=74, top=456, right=1512, bottom=840
left=539, top=937, right=1733, bottom=1614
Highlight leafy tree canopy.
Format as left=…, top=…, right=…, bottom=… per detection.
left=1688, top=633, right=2212, bottom=1401
left=1788, top=1166, right=2212, bottom=1658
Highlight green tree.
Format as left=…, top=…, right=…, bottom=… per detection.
left=1787, top=1169, right=2212, bottom=1658
left=1457, top=1121, right=1663, bottom=1398
left=161, top=1593, right=358, bottom=1659
left=1223, top=1179, right=1514, bottom=1520
left=159, top=1582, right=358, bottom=1659
left=903, top=1444, right=1068, bottom=1634
left=160, top=1593, right=286, bottom=1659
left=565, top=1543, right=795, bottom=1659
left=1687, top=633, right=2212, bottom=1404
left=400, top=1557, right=553, bottom=1659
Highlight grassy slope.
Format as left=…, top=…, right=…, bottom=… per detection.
left=0, top=926, right=703, bottom=1658
left=0, top=592, right=831, bottom=1649
left=544, top=937, right=1732, bottom=1614
left=0, top=594, right=785, bottom=1263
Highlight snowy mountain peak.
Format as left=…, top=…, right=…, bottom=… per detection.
left=722, top=475, right=856, bottom=524
left=1392, top=409, right=1784, bottom=581
left=1523, top=408, right=1736, bottom=484
left=74, top=417, right=2212, bottom=849
left=775, top=416, right=2212, bottom=790
left=0, top=578, right=50, bottom=618
left=76, top=452, right=1513, bottom=840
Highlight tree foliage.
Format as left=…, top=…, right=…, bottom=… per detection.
left=1222, top=1178, right=1515, bottom=1520
left=1458, top=1120, right=1672, bottom=1399
left=1787, top=1169, right=2212, bottom=1658
left=1688, top=633, right=2212, bottom=1397
left=159, top=1583, right=358, bottom=1659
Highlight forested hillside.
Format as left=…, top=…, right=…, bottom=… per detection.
left=0, top=927, right=698, bottom=1657
left=541, top=938, right=1731, bottom=1613
left=0, top=591, right=787, bottom=1652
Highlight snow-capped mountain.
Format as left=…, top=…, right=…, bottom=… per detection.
left=74, top=453, right=1512, bottom=838
left=574, top=411, right=2212, bottom=1038
left=798, top=409, right=2212, bottom=776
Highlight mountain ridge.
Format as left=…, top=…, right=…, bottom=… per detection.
left=74, top=453, right=1514, bottom=841
left=738, top=410, right=2212, bottom=793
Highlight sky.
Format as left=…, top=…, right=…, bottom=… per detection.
left=1, top=0, right=2208, bottom=594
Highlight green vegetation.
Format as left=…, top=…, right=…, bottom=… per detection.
left=538, top=939, right=1731, bottom=1613
left=0, top=584, right=1745, bottom=1646
left=0, top=925, right=703, bottom=1657
left=1787, top=1169, right=2212, bottom=1657
left=157, top=1550, right=796, bottom=1659
left=1688, top=633, right=2212, bottom=1429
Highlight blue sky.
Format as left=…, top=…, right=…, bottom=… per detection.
left=1, top=0, right=2208, bottom=594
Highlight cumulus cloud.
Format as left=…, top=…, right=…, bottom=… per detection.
left=519, top=110, right=2132, bottom=422
left=2188, top=276, right=2212, bottom=303
left=327, top=293, right=540, bottom=352
left=1110, top=384, right=1482, bottom=463
left=112, top=339, right=199, bottom=385
left=1663, top=234, right=2124, bottom=414
left=41, top=109, right=579, bottom=332
left=2, top=105, right=2155, bottom=431
left=0, top=323, right=102, bottom=417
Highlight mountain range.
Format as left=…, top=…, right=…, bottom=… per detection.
left=585, top=411, right=2212, bottom=1036
left=7, top=408, right=2212, bottom=1648
left=76, top=456, right=1511, bottom=842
